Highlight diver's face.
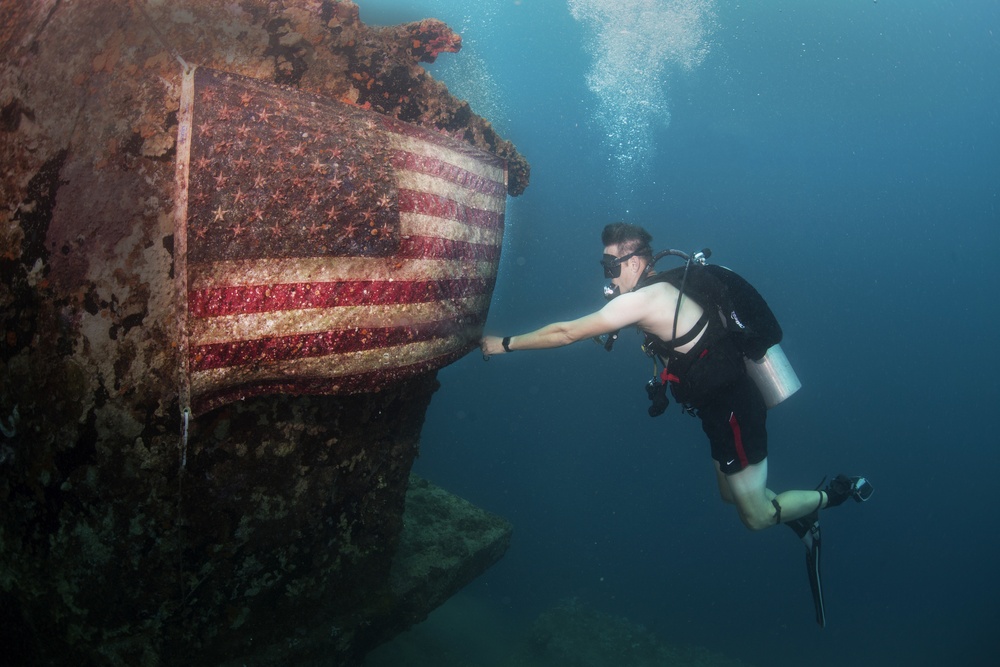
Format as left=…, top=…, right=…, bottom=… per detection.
left=602, top=244, right=642, bottom=292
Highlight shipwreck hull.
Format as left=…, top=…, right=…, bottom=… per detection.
left=0, top=1, right=524, bottom=664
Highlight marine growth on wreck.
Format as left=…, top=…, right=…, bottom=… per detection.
left=0, top=1, right=526, bottom=664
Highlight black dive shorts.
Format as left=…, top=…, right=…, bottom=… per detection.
left=697, top=374, right=768, bottom=475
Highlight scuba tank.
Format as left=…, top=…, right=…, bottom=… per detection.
left=744, top=343, right=801, bottom=409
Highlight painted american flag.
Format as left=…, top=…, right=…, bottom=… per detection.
left=174, top=68, right=506, bottom=415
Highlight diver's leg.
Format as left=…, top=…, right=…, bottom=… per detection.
left=772, top=487, right=826, bottom=522
left=723, top=459, right=832, bottom=625
left=724, top=459, right=778, bottom=531
left=725, top=459, right=828, bottom=529
left=713, top=461, right=735, bottom=504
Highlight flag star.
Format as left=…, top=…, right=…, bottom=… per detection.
left=212, top=205, right=228, bottom=222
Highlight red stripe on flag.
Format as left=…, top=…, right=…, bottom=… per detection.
left=189, top=277, right=493, bottom=318
left=190, top=317, right=479, bottom=372
left=397, top=189, right=504, bottom=230
left=391, top=150, right=507, bottom=197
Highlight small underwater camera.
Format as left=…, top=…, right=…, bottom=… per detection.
left=851, top=476, right=874, bottom=502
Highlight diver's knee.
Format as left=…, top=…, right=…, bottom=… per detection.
left=740, top=515, right=772, bottom=531
left=738, top=505, right=778, bottom=531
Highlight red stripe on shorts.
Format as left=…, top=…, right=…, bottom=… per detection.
left=729, top=411, right=749, bottom=469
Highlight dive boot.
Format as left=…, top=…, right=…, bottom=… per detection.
left=824, top=475, right=874, bottom=507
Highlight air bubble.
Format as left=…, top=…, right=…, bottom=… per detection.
left=569, top=0, right=718, bottom=191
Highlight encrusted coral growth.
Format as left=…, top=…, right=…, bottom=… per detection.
left=403, top=19, right=463, bottom=63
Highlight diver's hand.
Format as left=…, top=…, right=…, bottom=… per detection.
left=480, top=335, right=506, bottom=359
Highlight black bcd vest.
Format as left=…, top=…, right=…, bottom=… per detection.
left=639, top=263, right=783, bottom=406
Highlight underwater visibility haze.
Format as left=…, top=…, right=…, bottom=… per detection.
left=358, top=1, right=999, bottom=666
left=363, top=0, right=1000, bottom=665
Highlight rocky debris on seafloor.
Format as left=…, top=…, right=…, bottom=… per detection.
left=511, top=598, right=756, bottom=667
left=216, top=474, right=513, bottom=666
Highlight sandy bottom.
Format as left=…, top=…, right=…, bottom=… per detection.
left=365, top=592, right=526, bottom=667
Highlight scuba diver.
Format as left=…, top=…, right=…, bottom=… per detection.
left=479, top=221, right=872, bottom=627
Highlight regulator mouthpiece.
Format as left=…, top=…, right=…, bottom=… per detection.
left=604, top=284, right=620, bottom=300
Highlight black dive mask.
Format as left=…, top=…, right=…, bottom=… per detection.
left=600, top=251, right=639, bottom=279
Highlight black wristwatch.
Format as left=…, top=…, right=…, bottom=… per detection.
left=502, top=336, right=512, bottom=352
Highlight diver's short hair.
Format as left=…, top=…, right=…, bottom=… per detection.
left=601, top=222, right=653, bottom=257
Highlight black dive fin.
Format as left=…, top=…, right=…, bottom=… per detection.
left=787, top=512, right=826, bottom=627
left=804, top=522, right=826, bottom=627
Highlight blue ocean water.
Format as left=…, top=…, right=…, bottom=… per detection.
left=361, top=1, right=1000, bottom=665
